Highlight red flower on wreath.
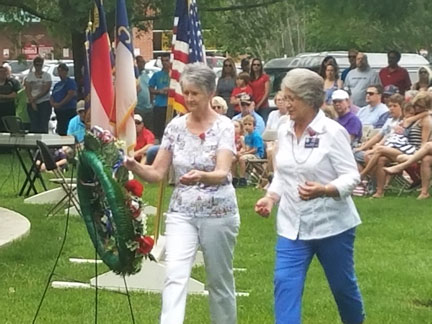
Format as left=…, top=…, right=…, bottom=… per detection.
left=125, top=179, right=144, bottom=197
left=137, top=235, right=154, bottom=254
left=199, top=132, right=206, bottom=141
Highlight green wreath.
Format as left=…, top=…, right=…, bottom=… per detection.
left=77, top=128, right=154, bottom=275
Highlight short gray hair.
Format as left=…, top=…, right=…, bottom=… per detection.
left=180, top=62, right=216, bottom=95
left=281, top=68, right=324, bottom=110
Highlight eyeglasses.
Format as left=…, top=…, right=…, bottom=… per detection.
left=366, top=92, right=378, bottom=96
left=224, top=64, right=232, bottom=67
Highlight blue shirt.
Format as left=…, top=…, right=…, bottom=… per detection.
left=232, top=111, right=265, bottom=135
left=67, top=115, right=85, bottom=143
left=137, top=71, right=152, bottom=111
left=356, top=103, right=388, bottom=126
left=51, top=77, right=77, bottom=110
left=245, top=130, right=265, bottom=158
left=149, top=70, right=169, bottom=107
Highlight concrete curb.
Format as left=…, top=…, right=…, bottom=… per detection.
left=0, top=207, right=31, bottom=248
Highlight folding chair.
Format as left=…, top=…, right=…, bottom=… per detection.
left=385, top=163, right=419, bottom=196
left=36, top=140, right=81, bottom=217
left=245, top=157, right=268, bottom=188
left=244, top=130, right=277, bottom=188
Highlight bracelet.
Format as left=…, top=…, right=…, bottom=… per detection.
left=324, top=185, right=329, bottom=196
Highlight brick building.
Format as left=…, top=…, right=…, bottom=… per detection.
left=0, top=22, right=155, bottom=62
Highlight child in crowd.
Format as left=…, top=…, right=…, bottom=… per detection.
left=230, top=72, right=253, bottom=115
left=231, top=115, right=264, bottom=187
left=232, top=120, right=245, bottom=153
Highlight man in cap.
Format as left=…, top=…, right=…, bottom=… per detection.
left=379, top=50, right=411, bottom=95
left=67, top=100, right=86, bottom=143
left=382, top=85, right=399, bottom=105
left=232, top=94, right=265, bottom=134
left=134, top=113, right=155, bottom=164
left=332, top=89, right=362, bottom=146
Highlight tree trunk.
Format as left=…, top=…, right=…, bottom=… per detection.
left=71, top=31, right=86, bottom=100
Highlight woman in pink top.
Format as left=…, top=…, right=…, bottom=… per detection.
left=250, top=58, right=270, bottom=123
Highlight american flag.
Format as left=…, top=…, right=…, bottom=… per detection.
left=168, top=0, right=206, bottom=114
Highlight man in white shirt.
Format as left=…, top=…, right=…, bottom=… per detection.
left=356, top=84, right=388, bottom=127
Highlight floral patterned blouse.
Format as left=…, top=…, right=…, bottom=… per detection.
left=160, top=114, right=238, bottom=218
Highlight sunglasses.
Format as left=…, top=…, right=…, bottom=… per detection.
left=224, top=64, right=232, bottom=67
left=366, top=92, right=377, bottom=96
left=240, top=102, right=251, bottom=107
left=135, top=120, right=142, bottom=125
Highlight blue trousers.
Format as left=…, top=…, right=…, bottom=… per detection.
left=274, top=228, right=365, bottom=324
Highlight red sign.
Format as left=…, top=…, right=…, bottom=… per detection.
left=22, top=45, right=38, bottom=55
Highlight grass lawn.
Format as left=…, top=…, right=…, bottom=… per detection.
left=0, top=152, right=431, bottom=323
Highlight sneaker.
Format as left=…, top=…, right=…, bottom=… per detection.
left=238, top=178, right=247, bottom=187
left=232, top=177, right=239, bottom=188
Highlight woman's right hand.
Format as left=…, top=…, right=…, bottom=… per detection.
left=123, top=156, right=138, bottom=171
left=255, top=197, right=274, bottom=218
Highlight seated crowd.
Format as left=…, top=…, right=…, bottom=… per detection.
left=209, top=51, right=432, bottom=198
left=2, top=51, right=432, bottom=199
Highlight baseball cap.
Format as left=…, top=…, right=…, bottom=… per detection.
left=134, top=114, right=143, bottom=123
left=76, top=100, right=85, bottom=112
left=332, top=89, right=349, bottom=101
left=238, top=93, right=253, bottom=103
left=383, top=85, right=399, bottom=96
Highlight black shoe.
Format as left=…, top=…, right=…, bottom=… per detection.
left=238, top=178, right=247, bottom=187
left=232, top=177, right=239, bottom=187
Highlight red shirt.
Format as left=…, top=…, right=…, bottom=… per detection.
left=250, top=73, right=270, bottom=109
left=135, top=127, right=155, bottom=151
left=379, top=66, right=411, bottom=94
left=231, top=85, right=253, bottom=112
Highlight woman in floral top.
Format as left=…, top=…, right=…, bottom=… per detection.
left=125, top=63, right=240, bottom=324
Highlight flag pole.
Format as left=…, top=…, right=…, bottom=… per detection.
left=153, top=100, right=174, bottom=244
left=153, top=0, right=204, bottom=243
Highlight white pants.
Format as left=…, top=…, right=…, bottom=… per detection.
left=160, top=212, right=240, bottom=324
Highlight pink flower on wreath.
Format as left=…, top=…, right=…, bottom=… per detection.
left=100, top=130, right=114, bottom=143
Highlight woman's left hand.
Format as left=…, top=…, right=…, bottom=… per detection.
left=298, top=181, right=325, bottom=201
left=179, top=170, right=203, bottom=185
